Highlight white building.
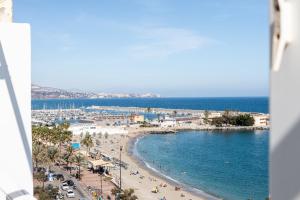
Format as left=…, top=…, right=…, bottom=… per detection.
left=208, top=112, right=222, bottom=119
left=160, top=119, right=176, bottom=127
left=69, top=123, right=128, bottom=135
left=252, top=114, right=270, bottom=127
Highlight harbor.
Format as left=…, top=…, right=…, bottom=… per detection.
left=32, top=105, right=270, bottom=131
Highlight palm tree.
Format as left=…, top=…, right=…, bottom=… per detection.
left=173, top=110, right=177, bottom=117
left=34, top=171, right=47, bottom=189
left=73, top=153, right=84, bottom=180
left=32, top=126, right=50, bottom=144
left=32, top=143, right=46, bottom=169
left=64, top=146, right=74, bottom=174
left=47, top=147, right=59, bottom=171
left=81, top=133, right=94, bottom=154
left=55, top=124, right=72, bottom=155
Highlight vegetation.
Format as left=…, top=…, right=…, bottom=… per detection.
left=32, top=142, right=47, bottom=169
left=81, top=133, right=94, bottom=153
left=111, top=188, right=138, bottom=200
left=73, top=153, right=84, bottom=180
left=211, top=113, right=255, bottom=127
left=64, top=145, right=74, bottom=174
left=47, top=147, right=59, bottom=171
left=204, top=110, right=210, bottom=124
left=34, top=172, right=47, bottom=189
left=34, top=185, right=58, bottom=200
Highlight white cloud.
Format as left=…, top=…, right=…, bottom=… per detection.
left=127, top=27, right=215, bottom=59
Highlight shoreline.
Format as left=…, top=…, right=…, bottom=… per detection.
left=125, top=131, right=221, bottom=200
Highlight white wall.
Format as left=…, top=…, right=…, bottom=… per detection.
left=270, top=0, right=300, bottom=199
left=0, top=23, right=33, bottom=197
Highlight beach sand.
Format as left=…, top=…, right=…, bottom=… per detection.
left=83, top=128, right=218, bottom=200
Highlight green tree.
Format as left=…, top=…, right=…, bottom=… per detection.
left=47, top=147, right=59, bottom=171
left=204, top=110, right=210, bottom=124
left=222, top=110, right=231, bottom=125
left=55, top=123, right=72, bottom=155
left=211, top=117, right=224, bottom=127
left=64, top=146, right=74, bottom=174
left=33, top=143, right=48, bottom=169
left=34, top=185, right=58, bottom=200
left=81, top=133, right=94, bottom=153
left=234, top=114, right=255, bottom=126
left=74, top=153, right=84, bottom=180
left=34, top=172, right=47, bottom=189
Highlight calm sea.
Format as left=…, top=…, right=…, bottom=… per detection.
left=135, top=130, right=269, bottom=200
left=32, top=97, right=269, bottom=113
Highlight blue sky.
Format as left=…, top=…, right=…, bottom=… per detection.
left=15, top=0, right=269, bottom=97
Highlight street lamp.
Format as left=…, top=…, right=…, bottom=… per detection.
left=119, top=145, right=123, bottom=191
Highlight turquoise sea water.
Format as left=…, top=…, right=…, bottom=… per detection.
left=134, top=131, right=269, bottom=200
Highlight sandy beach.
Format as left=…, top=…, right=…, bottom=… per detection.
left=83, top=128, right=219, bottom=200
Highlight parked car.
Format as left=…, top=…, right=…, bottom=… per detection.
left=63, top=180, right=75, bottom=186
left=34, top=167, right=46, bottom=173
left=66, top=189, right=75, bottom=198
left=61, top=182, right=69, bottom=191
left=53, top=173, right=64, bottom=181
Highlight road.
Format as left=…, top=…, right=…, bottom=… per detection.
left=47, top=166, right=92, bottom=199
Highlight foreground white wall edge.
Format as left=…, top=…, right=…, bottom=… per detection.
left=0, top=23, right=34, bottom=199
left=270, top=0, right=300, bottom=199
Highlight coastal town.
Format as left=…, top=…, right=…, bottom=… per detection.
left=32, top=106, right=269, bottom=200
left=32, top=106, right=269, bottom=131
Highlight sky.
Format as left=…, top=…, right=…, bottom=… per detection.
left=15, top=0, right=269, bottom=97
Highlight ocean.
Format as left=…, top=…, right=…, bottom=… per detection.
left=32, top=97, right=269, bottom=113
left=134, top=130, right=269, bottom=200
left=32, top=97, right=269, bottom=200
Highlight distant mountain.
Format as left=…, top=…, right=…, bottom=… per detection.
left=31, top=84, right=160, bottom=99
